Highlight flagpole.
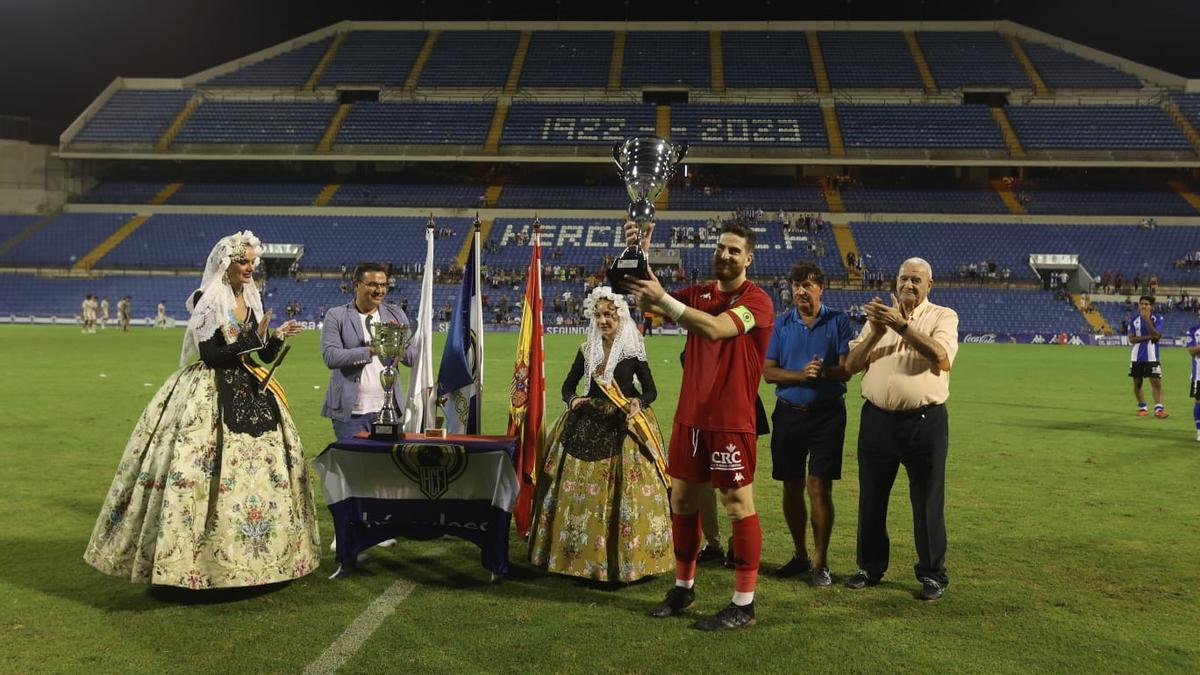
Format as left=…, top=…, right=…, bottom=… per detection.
left=472, top=215, right=484, bottom=434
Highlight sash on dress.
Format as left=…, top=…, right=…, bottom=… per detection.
left=594, top=376, right=669, bottom=488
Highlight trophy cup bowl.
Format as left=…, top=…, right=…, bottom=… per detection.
left=370, top=321, right=410, bottom=440
left=607, top=136, right=688, bottom=289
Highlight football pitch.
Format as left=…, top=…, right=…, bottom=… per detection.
left=2, top=325, right=1197, bottom=673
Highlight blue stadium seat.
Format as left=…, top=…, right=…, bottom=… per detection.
left=621, top=32, right=709, bottom=88
left=320, top=31, right=427, bottom=87
left=420, top=31, right=520, bottom=87
left=1021, top=41, right=1141, bottom=89
left=520, top=31, right=613, bottom=88
left=174, top=101, right=336, bottom=144
left=721, top=32, right=816, bottom=89
left=837, top=104, right=1004, bottom=149
left=1005, top=105, right=1191, bottom=150
left=820, top=32, right=922, bottom=89
left=671, top=104, right=827, bottom=148
left=75, top=90, right=194, bottom=143
left=502, top=103, right=657, bottom=146
left=337, top=101, right=495, bottom=145
left=206, top=39, right=333, bottom=87
left=917, top=32, right=1030, bottom=89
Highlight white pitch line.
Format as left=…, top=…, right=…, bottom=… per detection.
left=302, top=579, right=416, bottom=675
left=302, top=546, right=447, bottom=675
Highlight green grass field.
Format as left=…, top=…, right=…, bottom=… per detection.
left=2, top=324, right=1198, bottom=673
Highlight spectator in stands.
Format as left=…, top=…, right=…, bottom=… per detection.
left=1102, top=271, right=1113, bottom=294
left=844, top=257, right=959, bottom=602
left=1128, top=296, right=1168, bottom=419
left=763, top=262, right=855, bottom=588
left=321, top=262, right=418, bottom=440
left=528, top=285, right=669, bottom=581
left=84, top=230, right=316, bottom=589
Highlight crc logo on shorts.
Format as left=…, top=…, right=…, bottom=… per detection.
left=710, top=443, right=744, bottom=472
left=391, top=443, right=469, bottom=500
left=1150, top=364, right=1163, bottom=376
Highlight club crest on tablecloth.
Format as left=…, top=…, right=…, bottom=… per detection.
left=391, top=443, right=469, bottom=500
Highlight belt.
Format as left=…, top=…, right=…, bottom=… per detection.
left=777, top=397, right=842, bottom=413
left=865, top=400, right=944, bottom=416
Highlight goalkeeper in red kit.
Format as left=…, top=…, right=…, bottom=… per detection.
left=623, top=220, right=774, bottom=631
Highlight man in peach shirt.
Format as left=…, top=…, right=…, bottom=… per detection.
left=843, top=257, right=959, bottom=601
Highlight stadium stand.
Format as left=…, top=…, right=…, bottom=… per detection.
left=205, top=38, right=334, bottom=87
left=1020, top=188, right=1196, bottom=216
left=839, top=187, right=1009, bottom=214
left=670, top=104, right=828, bottom=148
left=494, top=185, right=626, bottom=210
left=0, top=213, right=134, bottom=267
left=837, top=104, right=1005, bottom=149
left=78, top=181, right=168, bottom=204
left=329, top=183, right=487, bottom=208
left=917, top=31, right=1031, bottom=89
left=819, top=31, right=923, bottom=89
left=721, top=32, right=816, bottom=89
left=165, top=182, right=327, bottom=206
left=174, top=101, right=337, bottom=144
left=1020, top=41, right=1141, bottom=89
left=519, top=31, right=613, bottom=88
left=1170, top=93, right=1200, bottom=127
left=0, top=215, right=42, bottom=241
left=336, top=101, right=495, bottom=145
left=319, top=31, right=427, bottom=87
left=419, top=31, right=521, bottom=87
left=825, top=288, right=1093, bottom=334
left=74, top=90, right=193, bottom=143
left=621, top=31, right=710, bottom=88
left=1005, top=105, right=1192, bottom=150
left=501, top=103, right=657, bottom=145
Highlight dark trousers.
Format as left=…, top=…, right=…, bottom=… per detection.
left=855, top=401, right=949, bottom=585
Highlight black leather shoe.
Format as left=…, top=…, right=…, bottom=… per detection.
left=915, top=577, right=946, bottom=601
left=810, top=566, right=832, bottom=587
left=694, top=602, right=756, bottom=631
left=845, top=570, right=881, bottom=590
left=773, top=555, right=812, bottom=578
left=648, top=586, right=695, bottom=618
left=696, top=544, right=725, bottom=565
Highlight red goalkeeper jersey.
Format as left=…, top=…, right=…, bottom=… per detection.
left=671, top=280, right=773, bottom=433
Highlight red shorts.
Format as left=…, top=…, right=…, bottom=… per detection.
left=667, top=422, right=757, bottom=489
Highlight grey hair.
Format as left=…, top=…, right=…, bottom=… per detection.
left=899, top=257, right=933, bottom=280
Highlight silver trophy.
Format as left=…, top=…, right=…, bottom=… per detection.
left=370, top=321, right=411, bottom=440
left=607, top=136, right=688, bottom=288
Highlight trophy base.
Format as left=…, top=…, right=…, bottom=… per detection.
left=370, top=421, right=401, bottom=441
left=605, top=249, right=649, bottom=290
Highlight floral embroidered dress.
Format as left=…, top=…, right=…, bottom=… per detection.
left=84, top=312, right=321, bottom=588
left=528, top=350, right=672, bottom=582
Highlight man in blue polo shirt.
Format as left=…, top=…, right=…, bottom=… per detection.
left=763, top=262, right=856, bottom=587
left=1129, top=295, right=1168, bottom=418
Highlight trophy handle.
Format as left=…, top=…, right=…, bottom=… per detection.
left=674, top=143, right=689, bottom=163
left=612, top=143, right=622, bottom=165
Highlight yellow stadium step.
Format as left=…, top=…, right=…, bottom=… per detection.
left=831, top=223, right=862, bottom=279
left=821, top=177, right=845, bottom=212
left=805, top=32, right=830, bottom=94
left=313, top=183, right=341, bottom=207
left=991, top=179, right=1027, bottom=215
left=156, top=95, right=201, bottom=151
left=483, top=184, right=504, bottom=207
left=709, top=31, right=725, bottom=93
left=607, top=31, right=626, bottom=94
left=317, top=102, right=353, bottom=152
left=0, top=214, right=55, bottom=259
left=457, top=218, right=494, bottom=266
left=1168, top=180, right=1200, bottom=213
left=1005, top=34, right=1049, bottom=95
left=990, top=107, right=1026, bottom=158
left=821, top=105, right=844, bottom=157
left=305, top=32, right=348, bottom=91
left=149, top=182, right=183, bottom=205
left=404, top=30, right=440, bottom=93
left=73, top=215, right=149, bottom=271
left=904, top=32, right=939, bottom=95
left=1071, top=293, right=1113, bottom=335
left=1164, top=101, right=1200, bottom=157
left=656, top=105, right=671, bottom=139
left=504, top=31, right=532, bottom=94
left=484, top=102, right=509, bottom=153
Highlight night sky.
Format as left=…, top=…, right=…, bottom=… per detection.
left=2, top=0, right=1197, bottom=137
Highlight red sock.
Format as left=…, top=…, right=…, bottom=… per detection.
left=731, top=514, right=762, bottom=594
left=671, top=512, right=702, bottom=583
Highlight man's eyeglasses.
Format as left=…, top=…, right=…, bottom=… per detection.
left=359, top=282, right=389, bottom=291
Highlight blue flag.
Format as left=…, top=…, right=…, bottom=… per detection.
left=437, top=228, right=483, bottom=434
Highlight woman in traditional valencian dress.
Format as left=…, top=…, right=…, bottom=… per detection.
left=84, top=231, right=320, bottom=589
left=528, top=286, right=672, bottom=583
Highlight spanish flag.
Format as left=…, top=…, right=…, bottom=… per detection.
left=507, top=221, right=545, bottom=537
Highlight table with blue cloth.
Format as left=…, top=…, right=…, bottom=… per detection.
left=314, top=434, right=519, bottom=580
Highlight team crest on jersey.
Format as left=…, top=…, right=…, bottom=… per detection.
left=700, top=292, right=712, bottom=300
left=391, top=443, right=469, bottom=500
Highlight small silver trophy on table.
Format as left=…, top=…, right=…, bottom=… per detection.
left=607, top=136, right=688, bottom=289
left=370, top=321, right=411, bottom=440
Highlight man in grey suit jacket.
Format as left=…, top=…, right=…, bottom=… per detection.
left=322, top=262, right=418, bottom=439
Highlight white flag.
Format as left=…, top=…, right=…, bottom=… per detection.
left=404, top=224, right=436, bottom=433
